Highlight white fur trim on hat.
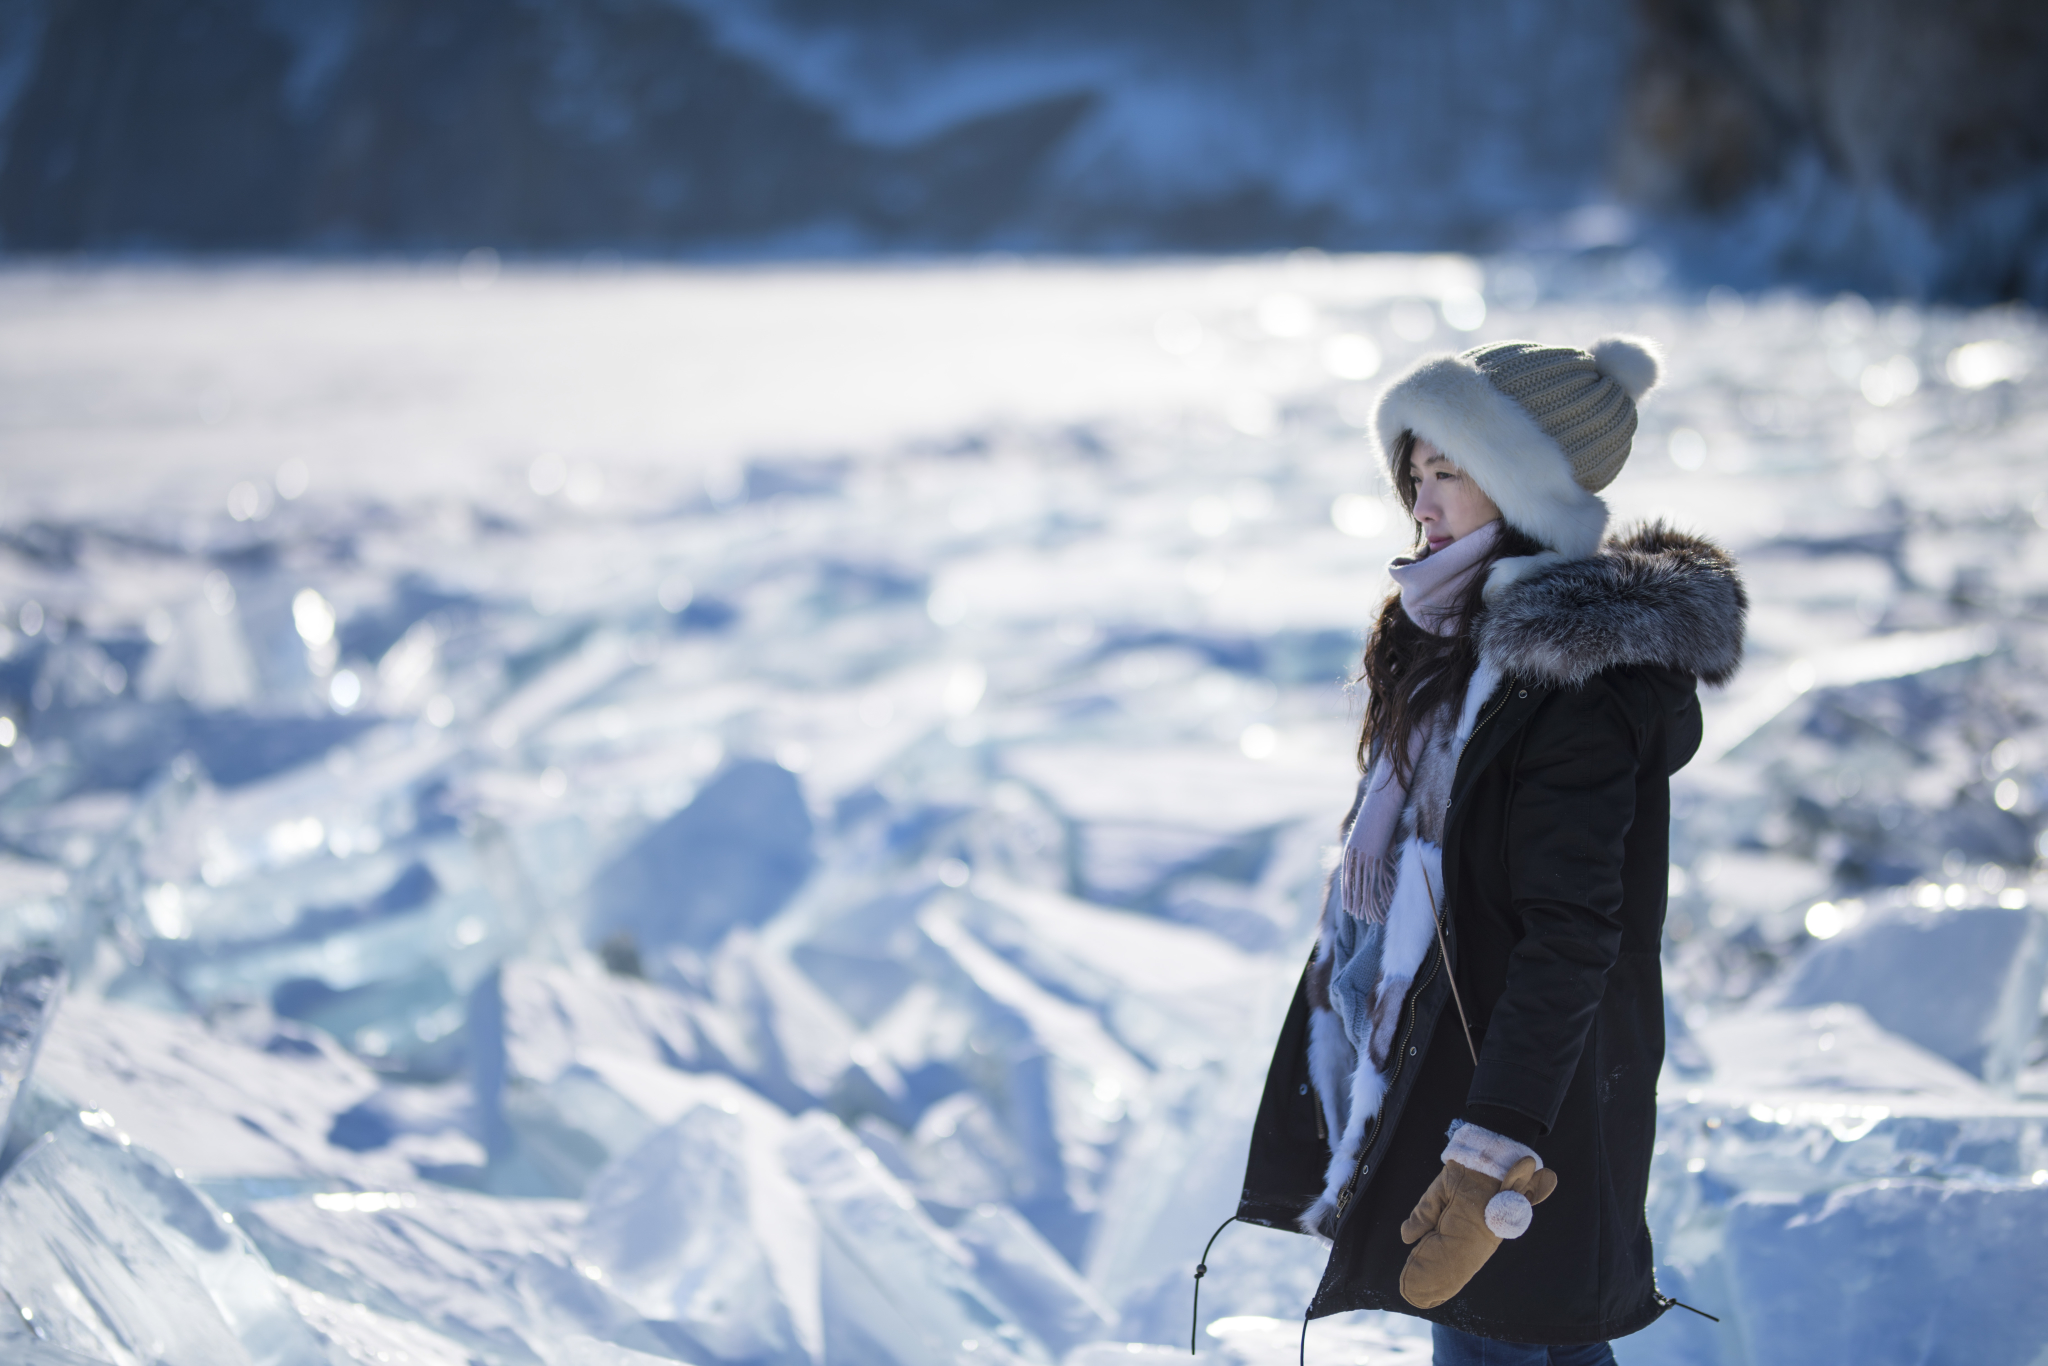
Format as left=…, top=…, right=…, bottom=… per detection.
left=1589, top=335, right=1662, bottom=401
left=1374, top=354, right=1609, bottom=559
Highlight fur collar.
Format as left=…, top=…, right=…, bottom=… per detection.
left=1474, top=523, right=1746, bottom=687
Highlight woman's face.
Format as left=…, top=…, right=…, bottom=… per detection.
left=1407, top=438, right=1501, bottom=553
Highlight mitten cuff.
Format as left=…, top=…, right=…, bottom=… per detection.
left=1441, top=1119, right=1542, bottom=1180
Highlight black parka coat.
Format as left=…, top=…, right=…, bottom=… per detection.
left=1235, top=526, right=1745, bottom=1345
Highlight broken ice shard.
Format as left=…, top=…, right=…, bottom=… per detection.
left=0, top=1104, right=330, bottom=1366
left=586, top=759, right=817, bottom=952
left=30, top=993, right=395, bottom=1197
left=784, top=1111, right=1044, bottom=1366
left=1717, top=1179, right=2048, bottom=1366
left=1646, top=999, right=2048, bottom=1365
left=239, top=1180, right=671, bottom=1362
left=20, top=1345, right=122, bottom=1364
left=949, top=1202, right=1115, bottom=1353
left=0, top=953, right=64, bottom=1151
left=579, top=1092, right=823, bottom=1364
left=466, top=958, right=748, bottom=1195
left=1776, top=906, right=2048, bottom=1084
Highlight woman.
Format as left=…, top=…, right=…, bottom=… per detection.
left=1230, top=337, right=1745, bottom=1362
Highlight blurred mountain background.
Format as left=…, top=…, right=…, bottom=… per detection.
left=2, top=0, right=2044, bottom=300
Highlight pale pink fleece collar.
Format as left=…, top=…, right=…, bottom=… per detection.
left=1388, top=519, right=1502, bottom=635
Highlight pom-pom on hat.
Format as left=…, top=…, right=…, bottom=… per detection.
left=1373, top=335, right=1663, bottom=559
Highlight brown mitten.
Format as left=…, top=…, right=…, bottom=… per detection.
left=1398, top=1127, right=1559, bottom=1309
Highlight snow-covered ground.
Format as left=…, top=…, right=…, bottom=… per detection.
left=0, top=255, right=2045, bottom=1366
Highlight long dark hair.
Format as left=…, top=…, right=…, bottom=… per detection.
left=1356, top=431, right=1543, bottom=778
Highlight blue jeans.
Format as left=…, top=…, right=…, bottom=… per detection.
left=1431, top=1323, right=1617, bottom=1365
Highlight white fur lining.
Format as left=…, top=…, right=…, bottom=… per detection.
left=1446, top=1120, right=1545, bottom=1240
left=1300, top=835, right=1438, bottom=1237
left=1306, top=1006, right=1354, bottom=1152
left=1374, top=354, right=1609, bottom=560
left=1452, top=657, right=1502, bottom=754
left=1482, top=551, right=1565, bottom=603
left=1297, top=658, right=1504, bottom=1239
left=1442, top=1119, right=1541, bottom=1179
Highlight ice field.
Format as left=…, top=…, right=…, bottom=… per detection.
left=0, top=253, right=2046, bottom=1365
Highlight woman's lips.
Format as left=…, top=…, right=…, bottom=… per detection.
left=1426, top=534, right=1452, bottom=551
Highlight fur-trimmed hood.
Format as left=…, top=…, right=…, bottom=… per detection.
left=1475, top=522, right=1746, bottom=687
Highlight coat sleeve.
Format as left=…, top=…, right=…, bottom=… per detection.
left=1464, top=676, right=1641, bottom=1135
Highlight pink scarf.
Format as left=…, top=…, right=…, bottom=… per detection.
left=1339, top=519, right=1501, bottom=921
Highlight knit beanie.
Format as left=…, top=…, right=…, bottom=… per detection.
left=1371, top=336, right=1662, bottom=559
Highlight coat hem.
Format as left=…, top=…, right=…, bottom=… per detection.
left=1236, top=1191, right=1320, bottom=1232
left=1307, top=1287, right=1669, bottom=1345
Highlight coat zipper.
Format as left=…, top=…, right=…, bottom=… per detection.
left=1458, top=673, right=1516, bottom=766
left=1331, top=675, right=1518, bottom=1219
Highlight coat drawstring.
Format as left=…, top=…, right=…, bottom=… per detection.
left=1421, top=868, right=1478, bottom=1067
left=1189, top=1215, right=1238, bottom=1354
left=1298, top=1307, right=1310, bottom=1366
left=1656, top=1292, right=1721, bottom=1322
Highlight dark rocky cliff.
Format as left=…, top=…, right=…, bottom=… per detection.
left=1, top=0, right=2044, bottom=299
left=0, top=0, right=1630, bottom=253
left=1618, top=0, right=2048, bottom=299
